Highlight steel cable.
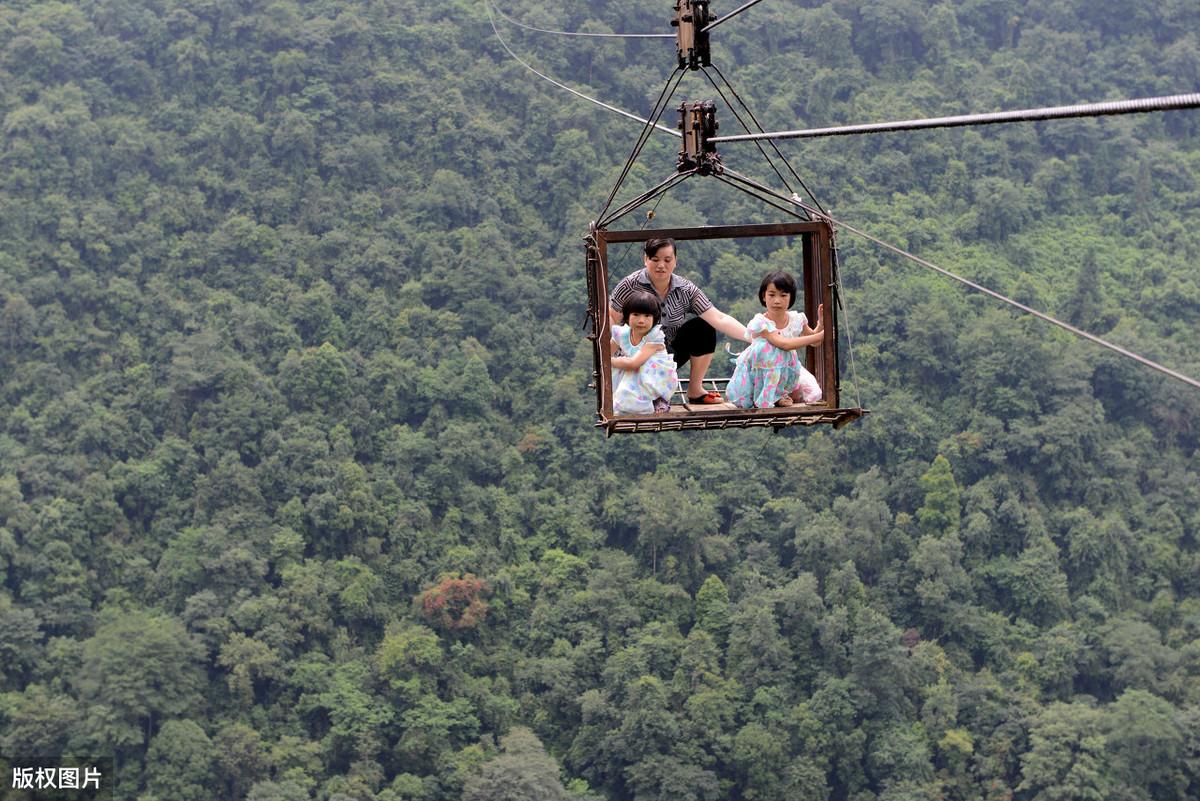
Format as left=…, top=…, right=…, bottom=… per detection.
left=702, top=0, right=767, bottom=33
left=720, top=170, right=1200, bottom=391
left=490, top=3, right=673, bottom=38
left=596, top=69, right=686, bottom=224
left=484, top=0, right=678, bottom=136
left=711, top=93, right=1200, bottom=143
left=708, top=62, right=827, bottom=214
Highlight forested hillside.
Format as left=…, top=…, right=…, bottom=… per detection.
left=1, top=1, right=1199, bottom=799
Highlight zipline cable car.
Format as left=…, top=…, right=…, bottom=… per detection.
left=584, top=3, right=866, bottom=434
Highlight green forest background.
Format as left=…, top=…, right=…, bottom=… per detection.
left=1, top=1, right=1199, bottom=799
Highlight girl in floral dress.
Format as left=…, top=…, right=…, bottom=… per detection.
left=611, top=291, right=680, bottom=415
left=727, top=271, right=824, bottom=409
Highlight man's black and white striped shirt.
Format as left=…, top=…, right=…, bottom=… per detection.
left=609, top=269, right=713, bottom=348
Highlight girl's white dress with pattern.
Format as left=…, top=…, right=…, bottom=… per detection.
left=611, top=324, right=680, bottom=415
left=726, top=311, right=822, bottom=409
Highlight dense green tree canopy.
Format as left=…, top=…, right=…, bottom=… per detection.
left=0, top=1, right=1198, bottom=800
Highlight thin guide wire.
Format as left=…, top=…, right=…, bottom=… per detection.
left=490, top=3, right=674, bottom=38
left=721, top=170, right=1200, bottom=391
left=830, top=244, right=863, bottom=410
left=829, top=216, right=1200, bottom=391
left=484, top=0, right=678, bottom=137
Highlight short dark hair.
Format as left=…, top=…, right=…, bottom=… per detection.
left=758, top=270, right=797, bottom=308
left=644, top=237, right=676, bottom=258
left=621, top=290, right=661, bottom=326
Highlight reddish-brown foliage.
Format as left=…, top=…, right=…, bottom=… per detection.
left=419, top=573, right=489, bottom=630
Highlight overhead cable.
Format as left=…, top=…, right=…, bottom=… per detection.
left=702, top=0, right=767, bottom=33
left=600, top=169, right=695, bottom=228
left=824, top=217, right=1200, bottom=391
left=835, top=215, right=1200, bottom=391
left=711, top=93, right=1200, bottom=143
left=489, top=3, right=674, bottom=38
left=700, top=67, right=799, bottom=201
left=720, top=169, right=1200, bottom=391
left=596, top=69, right=687, bottom=224
left=704, top=63, right=826, bottom=214
left=484, top=1, right=678, bottom=136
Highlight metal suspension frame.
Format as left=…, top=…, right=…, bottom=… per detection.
left=587, top=215, right=866, bottom=434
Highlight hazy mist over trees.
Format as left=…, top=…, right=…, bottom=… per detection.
left=1, top=1, right=1199, bottom=799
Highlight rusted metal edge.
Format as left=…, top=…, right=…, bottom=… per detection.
left=600, top=407, right=868, bottom=434
left=599, top=221, right=826, bottom=243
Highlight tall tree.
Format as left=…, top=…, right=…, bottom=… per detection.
left=143, top=719, right=216, bottom=801
left=461, top=727, right=572, bottom=801
left=74, top=608, right=205, bottom=751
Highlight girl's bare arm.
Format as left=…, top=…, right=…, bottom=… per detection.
left=611, top=342, right=663, bottom=369
left=761, top=330, right=824, bottom=351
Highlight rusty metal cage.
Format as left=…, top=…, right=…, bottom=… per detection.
left=586, top=221, right=867, bottom=434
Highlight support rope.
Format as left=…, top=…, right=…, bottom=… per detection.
left=713, top=172, right=808, bottom=220
left=596, top=69, right=686, bottom=224
left=708, top=63, right=827, bottom=215
left=602, top=185, right=677, bottom=290
left=600, top=169, right=695, bottom=228
left=699, top=66, right=798, bottom=200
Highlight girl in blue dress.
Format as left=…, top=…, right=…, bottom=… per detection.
left=611, top=291, right=680, bottom=415
left=727, top=271, right=824, bottom=409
